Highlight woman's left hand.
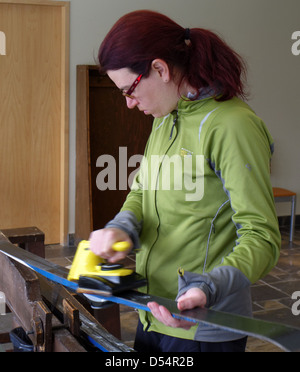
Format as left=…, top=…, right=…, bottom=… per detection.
left=147, top=287, right=207, bottom=330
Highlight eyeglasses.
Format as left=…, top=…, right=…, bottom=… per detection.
left=122, top=74, right=143, bottom=99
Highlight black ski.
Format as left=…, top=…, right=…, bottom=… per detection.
left=0, top=240, right=300, bottom=352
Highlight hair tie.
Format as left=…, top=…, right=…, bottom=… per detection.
left=184, top=28, right=191, bottom=46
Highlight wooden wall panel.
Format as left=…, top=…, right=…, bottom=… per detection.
left=0, top=1, right=69, bottom=244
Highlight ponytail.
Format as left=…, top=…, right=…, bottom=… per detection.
left=98, top=10, right=247, bottom=101
left=184, top=28, right=247, bottom=101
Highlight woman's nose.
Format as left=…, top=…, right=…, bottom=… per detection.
left=126, top=96, right=139, bottom=109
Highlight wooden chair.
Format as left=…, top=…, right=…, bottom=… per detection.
left=273, top=187, right=297, bottom=242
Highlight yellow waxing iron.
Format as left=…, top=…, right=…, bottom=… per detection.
left=68, top=240, right=147, bottom=296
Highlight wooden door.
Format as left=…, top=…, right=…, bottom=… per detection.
left=0, top=0, right=69, bottom=244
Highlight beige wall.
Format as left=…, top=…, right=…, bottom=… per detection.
left=59, top=0, right=300, bottom=234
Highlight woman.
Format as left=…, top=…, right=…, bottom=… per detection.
left=90, top=10, right=281, bottom=352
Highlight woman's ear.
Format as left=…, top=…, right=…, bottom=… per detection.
left=151, top=59, right=170, bottom=83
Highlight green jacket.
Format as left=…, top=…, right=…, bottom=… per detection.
left=108, top=96, right=281, bottom=341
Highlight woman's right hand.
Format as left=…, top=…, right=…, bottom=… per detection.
left=89, top=228, right=133, bottom=263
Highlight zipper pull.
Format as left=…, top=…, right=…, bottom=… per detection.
left=169, top=110, right=178, bottom=140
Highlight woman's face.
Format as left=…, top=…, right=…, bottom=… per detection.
left=107, top=60, right=181, bottom=118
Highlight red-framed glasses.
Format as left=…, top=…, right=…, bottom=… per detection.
left=122, top=74, right=143, bottom=99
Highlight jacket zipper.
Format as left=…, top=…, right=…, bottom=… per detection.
left=144, top=110, right=179, bottom=301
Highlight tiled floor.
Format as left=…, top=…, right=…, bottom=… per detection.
left=247, top=226, right=300, bottom=352
left=45, top=226, right=300, bottom=352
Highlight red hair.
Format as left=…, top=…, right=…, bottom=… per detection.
left=98, top=10, right=247, bottom=101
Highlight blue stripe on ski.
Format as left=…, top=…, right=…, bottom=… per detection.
left=31, top=266, right=79, bottom=292
left=86, top=336, right=110, bottom=352
left=23, top=260, right=152, bottom=313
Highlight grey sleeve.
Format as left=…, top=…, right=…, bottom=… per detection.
left=176, top=265, right=251, bottom=308
left=105, top=210, right=143, bottom=251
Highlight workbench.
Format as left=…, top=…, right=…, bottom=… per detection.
left=0, top=231, right=132, bottom=352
